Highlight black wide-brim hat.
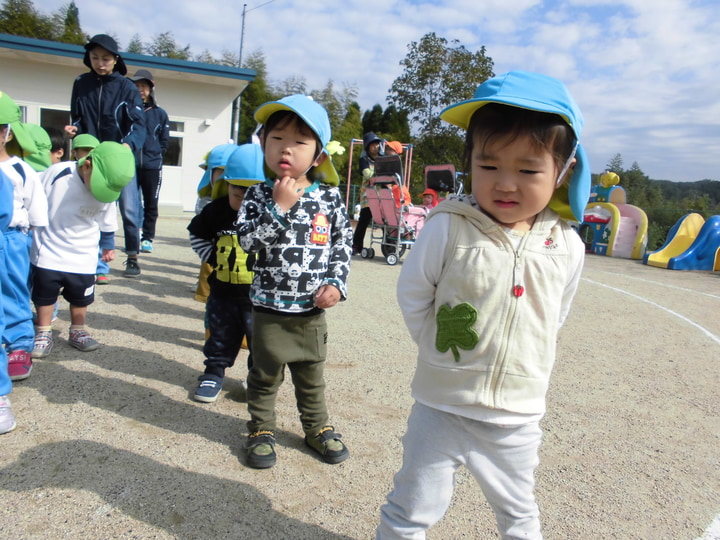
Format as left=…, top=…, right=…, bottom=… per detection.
left=83, top=34, right=127, bottom=75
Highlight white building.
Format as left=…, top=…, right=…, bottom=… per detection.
left=0, top=33, right=256, bottom=212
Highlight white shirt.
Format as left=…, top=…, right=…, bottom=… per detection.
left=0, top=156, right=48, bottom=230
left=31, top=162, right=117, bottom=274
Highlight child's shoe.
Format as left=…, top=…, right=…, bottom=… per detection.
left=305, top=426, right=349, bottom=464
left=32, top=331, right=54, bottom=358
left=96, top=273, right=110, bottom=285
left=0, top=395, right=17, bottom=435
left=69, top=328, right=99, bottom=352
left=7, top=350, right=33, bottom=381
left=123, top=258, right=141, bottom=277
left=246, top=430, right=277, bottom=469
left=140, top=239, right=153, bottom=253
left=193, top=374, right=223, bottom=403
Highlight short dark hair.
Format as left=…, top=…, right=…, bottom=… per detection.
left=262, top=110, right=322, bottom=156
left=463, top=103, right=576, bottom=179
left=44, top=126, right=66, bottom=152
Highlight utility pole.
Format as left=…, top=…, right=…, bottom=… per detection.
left=232, top=1, right=274, bottom=143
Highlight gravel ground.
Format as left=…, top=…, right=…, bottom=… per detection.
left=1, top=211, right=718, bottom=540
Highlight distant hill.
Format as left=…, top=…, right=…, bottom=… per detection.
left=653, top=179, right=720, bottom=205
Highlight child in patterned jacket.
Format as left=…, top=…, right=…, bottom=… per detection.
left=237, top=95, right=352, bottom=469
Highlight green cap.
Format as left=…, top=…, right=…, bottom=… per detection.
left=72, top=133, right=100, bottom=150
left=0, top=91, right=38, bottom=156
left=78, top=142, right=135, bottom=203
left=23, top=123, right=52, bottom=172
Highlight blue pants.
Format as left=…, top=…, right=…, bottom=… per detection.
left=0, top=231, right=11, bottom=396
left=118, top=175, right=141, bottom=255
left=203, top=291, right=253, bottom=376
left=1, top=229, right=34, bottom=353
left=96, top=245, right=110, bottom=274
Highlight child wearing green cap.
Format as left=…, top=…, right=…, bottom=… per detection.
left=0, top=91, right=49, bottom=382
left=376, top=71, right=591, bottom=539
left=187, top=144, right=264, bottom=403
left=30, top=142, right=135, bottom=358
left=237, top=94, right=353, bottom=469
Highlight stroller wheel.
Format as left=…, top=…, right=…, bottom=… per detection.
left=367, top=247, right=375, bottom=259
left=386, top=253, right=398, bottom=265
left=361, top=247, right=370, bottom=259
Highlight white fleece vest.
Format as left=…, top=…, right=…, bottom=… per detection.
left=410, top=201, right=582, bottom=415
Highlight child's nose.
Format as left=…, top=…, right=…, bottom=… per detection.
left=495, top=172, right=517, bottom=191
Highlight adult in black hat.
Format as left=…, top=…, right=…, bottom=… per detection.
left=66, top=34, right=147, bottom=279
left=351, top=132, right=382, bottom=254
left=128, top=69, right=170, bottom=255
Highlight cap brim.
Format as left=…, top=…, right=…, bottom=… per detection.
left=441, top=98, right=574, bottom=131
left=226, top=178, right=262, bottom=187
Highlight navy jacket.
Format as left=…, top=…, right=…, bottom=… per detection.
left=70, top=71, right=146, bottom=152
left=137, top=101, right=170, bottom=170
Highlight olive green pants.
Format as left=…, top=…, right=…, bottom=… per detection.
left=246, top=309, right=328, bottom=437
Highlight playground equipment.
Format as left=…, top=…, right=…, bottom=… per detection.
left=644, top=213, right=720, bottom=271
left=578, top=172, right=648, bottom=259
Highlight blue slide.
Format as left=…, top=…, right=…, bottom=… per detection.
left=667, top=215, right=720, bottom=270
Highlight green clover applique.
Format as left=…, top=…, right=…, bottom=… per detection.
left=436, top=303, right=479, bottom=362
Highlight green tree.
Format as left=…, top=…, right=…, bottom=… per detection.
left=0, top=0, right=53, bottom=39
left=54, top=1, right=85, bottom=45
left=146, top=31, right=191, bottom=60
left=361, top=105, right=383, bottom=134
left=126, top=33, right=144, bottom=54
left=605, top=153, right=623, bottom=174
left=238, top=50, right=274, bottom=142
left=388, top=32, right=494, bottom=138
left=380, top=105, right=410, bottom=142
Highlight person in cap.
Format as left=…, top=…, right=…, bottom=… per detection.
left=0, top=91, right=48, bottom=382
left=66, top=34, right=146, bottom=278
left=187, top=144, right=264, bottom=403
left=0, top=168, right=18, bottom=433
left=30, top=142, right=134, bottom=359
left=352, top=131, right=382, bottom=255
left=71, top=133, right=100, bottom=161
left=22, top=124, right=52, bottom=172
left=129, top=69, right=170, bottom=255
left=192, top=142, right=239, bottom=303
left=237, top=94, right=352, bottom=469
left=420, top=187, right=439, bottom=209
left=377, top=71, right=591, bottom=539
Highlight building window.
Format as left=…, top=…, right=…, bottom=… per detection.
left=164, top=121, right=184, bottom=167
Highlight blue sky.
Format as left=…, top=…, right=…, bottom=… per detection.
left=35, top=0, right=720, bottom=182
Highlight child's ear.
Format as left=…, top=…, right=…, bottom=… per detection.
left=555, top=158, right=576, bottom=189
left=313, top=152, right=327, bottom=167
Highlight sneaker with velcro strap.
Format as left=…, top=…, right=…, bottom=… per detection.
left=305, top=425, right=349, bottom=464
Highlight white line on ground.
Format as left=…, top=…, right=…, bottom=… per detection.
left=696, top=514, right=720, bottom=540
left=587, top=269, right=720, bottom=300
left=581, top=278, right=720, bottom=346
left=583, top=277, right=720, bottom=539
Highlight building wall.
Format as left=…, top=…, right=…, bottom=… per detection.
left=1, top=55, right=243, bottom=212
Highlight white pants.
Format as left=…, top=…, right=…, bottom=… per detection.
left=377, top=402, right=543, bottom=539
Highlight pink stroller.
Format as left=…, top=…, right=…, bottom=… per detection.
left=362, top=155, right=422, bottom=265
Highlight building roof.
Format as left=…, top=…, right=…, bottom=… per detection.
left=0, top=33, right=255, bottom=89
